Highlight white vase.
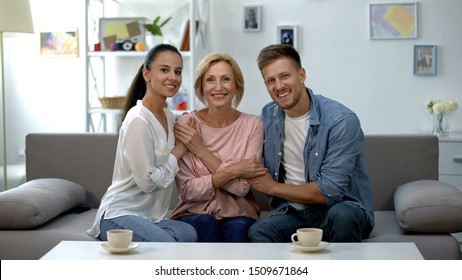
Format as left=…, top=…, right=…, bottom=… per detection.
left=145, top=35, right=163, bottom=49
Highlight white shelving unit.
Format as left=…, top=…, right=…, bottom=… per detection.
left=85, top=0, right=209, bottom=132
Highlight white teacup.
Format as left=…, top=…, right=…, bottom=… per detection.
left=291, top=228, right=322, bottom=247
left=107, top=229, right=133, bottom=248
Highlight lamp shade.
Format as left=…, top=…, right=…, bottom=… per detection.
left=0, top=0, right=34, bottom=33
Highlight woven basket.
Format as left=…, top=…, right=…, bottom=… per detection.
left=99, top=96, right=127, bottom=109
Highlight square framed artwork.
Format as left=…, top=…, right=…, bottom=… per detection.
left=369, top=2, right=418, bottom=40
left=40, top=30, right=79, bottom=57
left=277, top=25, right=297, bottom=49
left=99, top=17, right=146, bottom=50
left=243, top=5, right=261, bottom=32
left=414, top=45, right=436, bottom=76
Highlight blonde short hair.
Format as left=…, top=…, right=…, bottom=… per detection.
left=194, top=53, right=244, bottom=108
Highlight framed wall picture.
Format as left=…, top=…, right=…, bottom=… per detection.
left=369, top=2, right=417, bottom=40
left=99, top=17, right=146, bottom=50
left=243, top=5, right=261, bottom=32
left=40, top=30, right=79, bottom=57
left=414, top=45, right=436, bottom=76
left=277, top=25, right=297, bottom=49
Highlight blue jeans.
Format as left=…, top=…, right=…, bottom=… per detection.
left=178, top=214, right=255, bottom=242
left=248, top=201, right=370, bottom=243
left=100, top=215, right=197, bottom=242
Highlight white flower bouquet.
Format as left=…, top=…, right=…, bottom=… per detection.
left=425, top=99, right=459, bottom=115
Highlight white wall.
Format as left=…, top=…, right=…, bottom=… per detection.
left=209, top=0, right=462, bottom=134
left=4, top=0, right=86, bottom=164
left=5, top=0, right=462, bottom=165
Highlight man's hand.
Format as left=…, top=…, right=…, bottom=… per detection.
left=246, top=172, right=277, bottom=195
left=232, top=156, right=267, bottom=179
left=249, top=174, right=326, bottom=205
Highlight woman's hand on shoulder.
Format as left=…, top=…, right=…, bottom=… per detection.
left=174, top=117, right=205, bottom=155
left=171, top=139, right=187, bottom=160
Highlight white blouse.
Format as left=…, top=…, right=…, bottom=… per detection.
left=87, top=100, right=179, bottom=238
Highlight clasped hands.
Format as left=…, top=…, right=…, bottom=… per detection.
left=173, top=118, right=275, bottom=194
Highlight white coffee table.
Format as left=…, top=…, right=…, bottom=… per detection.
left=40, top=241, right=424, bottom=260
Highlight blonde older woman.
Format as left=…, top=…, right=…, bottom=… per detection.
left=172, top=53, right=266, bottom=242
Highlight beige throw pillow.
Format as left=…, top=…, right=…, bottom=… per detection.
left=394, top=180, right=462, bottom=233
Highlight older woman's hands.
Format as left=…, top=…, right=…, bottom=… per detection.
left=232, top=155, right=267, bottom=179
left=174, top=117, right=205, bottom=155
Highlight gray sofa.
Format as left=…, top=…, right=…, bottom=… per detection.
left=0, top=133, right=461, bottom=260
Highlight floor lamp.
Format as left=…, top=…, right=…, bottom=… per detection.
left=0, top=0, right=34, bottom=191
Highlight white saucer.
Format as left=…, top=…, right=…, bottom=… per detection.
left=291, top=241, right=329, bottom=253
left=100, top=242, right=140, bottom=254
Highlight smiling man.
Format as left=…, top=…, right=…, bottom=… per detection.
left=247, top=44, right=375, bottom=243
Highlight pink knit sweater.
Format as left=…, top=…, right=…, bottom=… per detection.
left=171, top=112, right=263, bottom=220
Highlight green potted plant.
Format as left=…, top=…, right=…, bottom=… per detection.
left=144, top=16, right=172, bottom=36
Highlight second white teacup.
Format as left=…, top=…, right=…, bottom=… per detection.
left=107, top=229, right=133, bottom=248
left=291, top=228, right=322, bottom=247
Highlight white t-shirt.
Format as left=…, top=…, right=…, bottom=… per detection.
left=283, top=111, right=310, bottom=210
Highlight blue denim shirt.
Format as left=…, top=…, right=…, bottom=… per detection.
left=261, top=88, right=374, bottom=230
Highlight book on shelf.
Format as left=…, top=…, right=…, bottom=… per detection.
left=178, top=20, right=199, bottom=52
left=179, top=20, right=190, bottom=51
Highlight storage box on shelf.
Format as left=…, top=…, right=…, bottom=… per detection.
left=99, top=96, right=127, bottom=109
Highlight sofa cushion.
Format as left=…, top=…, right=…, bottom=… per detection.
left=394, top=180, right=462, bottom=233
left=0, top=178, right=86, bottom=229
